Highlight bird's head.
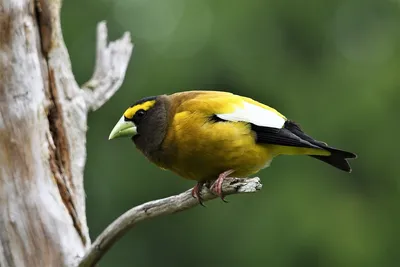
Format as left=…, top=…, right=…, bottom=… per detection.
left=108, top=95, right=170, bottom=153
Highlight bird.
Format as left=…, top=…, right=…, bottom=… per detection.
left=108, top=90, right=357, bottom=204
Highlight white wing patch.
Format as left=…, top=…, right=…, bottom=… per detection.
left=216, top=101, right=286, bottom=129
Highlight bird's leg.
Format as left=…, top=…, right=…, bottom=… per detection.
left=191, top=181, right=206, bottom=207
left=212, top=169, right=235, bottom=201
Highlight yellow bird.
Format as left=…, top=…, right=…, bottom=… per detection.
left=108, top=90, right=357, bottom=203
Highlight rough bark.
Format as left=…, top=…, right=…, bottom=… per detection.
left=0, top=0, right=132, bottom=266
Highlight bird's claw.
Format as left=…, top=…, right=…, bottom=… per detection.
left=211, top=169, right=235, bottom=202
left=191, top=182, right=206, bottom=207
left=192, top=170, right=234, bottom=205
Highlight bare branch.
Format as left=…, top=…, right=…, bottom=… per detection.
left=82, top=21, right=134, bottom=112
left=78, top=177, right=262, bottom=267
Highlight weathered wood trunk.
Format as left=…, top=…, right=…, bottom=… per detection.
left=0, top=0, right=90, bottom=266
left=0, top=0, right=132, bottom=264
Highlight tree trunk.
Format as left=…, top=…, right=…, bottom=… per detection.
left=0, top=0, right=87, bottom=266
left=0, top=0, right=132, bottom=266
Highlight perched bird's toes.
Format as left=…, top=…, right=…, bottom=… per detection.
left=191, top=182, right=206, bottom=207
left=211, top=169, right=235, bottom=202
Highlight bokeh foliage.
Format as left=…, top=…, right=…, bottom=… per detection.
left=62, top=0, right=400, bottom=266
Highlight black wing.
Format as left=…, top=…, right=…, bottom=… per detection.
left=251, top=124, right=322, bottom=149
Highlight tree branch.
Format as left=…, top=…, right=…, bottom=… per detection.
left=78, top=177, right=262, bottom=267
left=82, top=21, right=134, bottom=112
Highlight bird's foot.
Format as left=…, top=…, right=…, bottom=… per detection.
left=212, top=169, right=235, bottom=202
left=191, top=181, right=206, bottom=207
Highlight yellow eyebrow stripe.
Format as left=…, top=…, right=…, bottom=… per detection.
left=124, top=100, right=156, bottom=119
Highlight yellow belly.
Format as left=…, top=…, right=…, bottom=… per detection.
left=160, top=111, right=274, bottom=181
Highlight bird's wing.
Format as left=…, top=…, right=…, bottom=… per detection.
left=215, top=95, right=287, bottom=129
left=175, top=91, right=326, bottom=151
left=175, top=91, right=287, bottom=129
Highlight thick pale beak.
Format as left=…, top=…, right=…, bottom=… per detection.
left=108, top=116, right=137, bottom=140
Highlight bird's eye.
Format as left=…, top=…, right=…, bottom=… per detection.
left=133, top=109, right=146, bottom=124
left=136, top=109, right=146, bottom=117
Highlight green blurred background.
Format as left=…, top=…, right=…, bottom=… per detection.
left=62, top=0, right=400, bottom=266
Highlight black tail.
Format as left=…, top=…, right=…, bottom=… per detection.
left=310, top=149, right=357, bottom=172
left=284, top=120, right=357, bottom=172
